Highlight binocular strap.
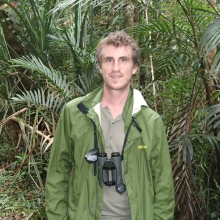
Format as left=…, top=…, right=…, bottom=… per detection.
left=121, top=116, right=142, bottom=161
left=91, top=120, right=98, bottom=176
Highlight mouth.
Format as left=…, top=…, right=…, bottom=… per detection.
left=111, top=75, right=121, bottom=79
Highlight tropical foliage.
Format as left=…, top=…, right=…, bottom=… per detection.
left=0, top=0, right=220, bottom=219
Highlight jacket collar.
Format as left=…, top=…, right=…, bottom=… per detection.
left=79, top=86, right=148, bottom=123
left=77, top=87, right=148, bottom=145
left=122, top=88, right=148, bottom=130
left=132, top=89, right=148, bottom=115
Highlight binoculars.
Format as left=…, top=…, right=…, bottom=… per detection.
left=85, top=149, right=126, bottom=194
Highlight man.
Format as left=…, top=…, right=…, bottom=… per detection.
left=45, top=31, right=175, bottom=220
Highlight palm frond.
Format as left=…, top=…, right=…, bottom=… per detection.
left=132, top=0, right=215, bottom=80
left=202, top=104, right=220, bottom=130
left=11, top=55, right=74, bottom=99
left=160, top=75, right=206, bottom=219
left=200, top=14, right=220, bottom=75
left=75, top=70, right=103, bottom=95
left=48, top=0, right=105, bottom=15
left=0, top=23, right=11, bottom=63
left=11, top=88, right=66, bottom=116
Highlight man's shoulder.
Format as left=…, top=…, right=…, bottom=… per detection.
left=65, top=86, right=103, bottom=111
left=65, top=96, right=85, bottom=109
left=139, top=106, right=164, bottom=125
left=141, top=105, right=156, bottom=115
left=58, top=97, right=85, bottom=119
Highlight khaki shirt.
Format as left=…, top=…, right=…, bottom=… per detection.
left=101, top=105, right=131, bottom=220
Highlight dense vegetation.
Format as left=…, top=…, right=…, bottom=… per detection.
left=0, top=0, right=220, bottom=219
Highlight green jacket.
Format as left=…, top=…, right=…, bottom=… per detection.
left=45, top=87, right=175, bottom=220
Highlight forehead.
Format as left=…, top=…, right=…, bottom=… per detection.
left=100, top=44, right=133, bottom=58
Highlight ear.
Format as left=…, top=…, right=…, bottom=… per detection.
left=98, top=63, right=103, bottom=74
left=132, top=64, right=138, bottom=75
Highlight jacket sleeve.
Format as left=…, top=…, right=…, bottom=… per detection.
left=45, top=106, right=72, bottom=220
left=153, top=117, right=175, bottom=220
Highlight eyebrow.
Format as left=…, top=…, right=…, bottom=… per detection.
left=103, top=56, right=130, bottom=60
left=103, top=56, right=113, bottom=60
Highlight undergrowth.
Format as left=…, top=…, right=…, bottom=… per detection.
left=0, top=169, right=47, bottom=220
left=0, top=134, right=47, bottom=220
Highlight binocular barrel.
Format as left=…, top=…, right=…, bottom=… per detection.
left=98, top=152, right=122, bottom=187
left=98, top=153, right=108, bottom=186
left=111, top=153, right=122, bottom=185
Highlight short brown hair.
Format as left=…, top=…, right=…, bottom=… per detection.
left=96, top=31, right=140, bottom=67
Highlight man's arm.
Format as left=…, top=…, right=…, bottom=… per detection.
left=153, top=117, right=175, bottom=220
left=45, top=106, right=71, bottom=220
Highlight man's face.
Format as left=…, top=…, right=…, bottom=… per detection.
left=99, top=44, right=138, bottom=92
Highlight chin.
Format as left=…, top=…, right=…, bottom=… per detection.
left=107, top=85, right=130, bottom=91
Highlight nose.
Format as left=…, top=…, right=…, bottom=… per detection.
left=112, top=60, right=120, bottom=72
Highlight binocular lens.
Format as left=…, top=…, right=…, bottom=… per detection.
left=99, top=153, right=107, bottom=157
left=111, top=152, right=120, bottom=157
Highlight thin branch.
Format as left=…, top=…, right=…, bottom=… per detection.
left=1, top=145, right=35, bottom=192
left=0, top=107, right=28, bottom=126
left=145, top=2, right=157, bottom=111
left=11, top=117, right=54, bottom=150
left=206, top=0, right=218, bottom=14
left=176, top=0, right=200, bottom=58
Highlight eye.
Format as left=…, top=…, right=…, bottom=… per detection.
left=106, top=58, right=113, bottom=62
left=121, top=57, right=127, bottom=62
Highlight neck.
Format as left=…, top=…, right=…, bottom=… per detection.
left=101, top=86, right=130, bottom=118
